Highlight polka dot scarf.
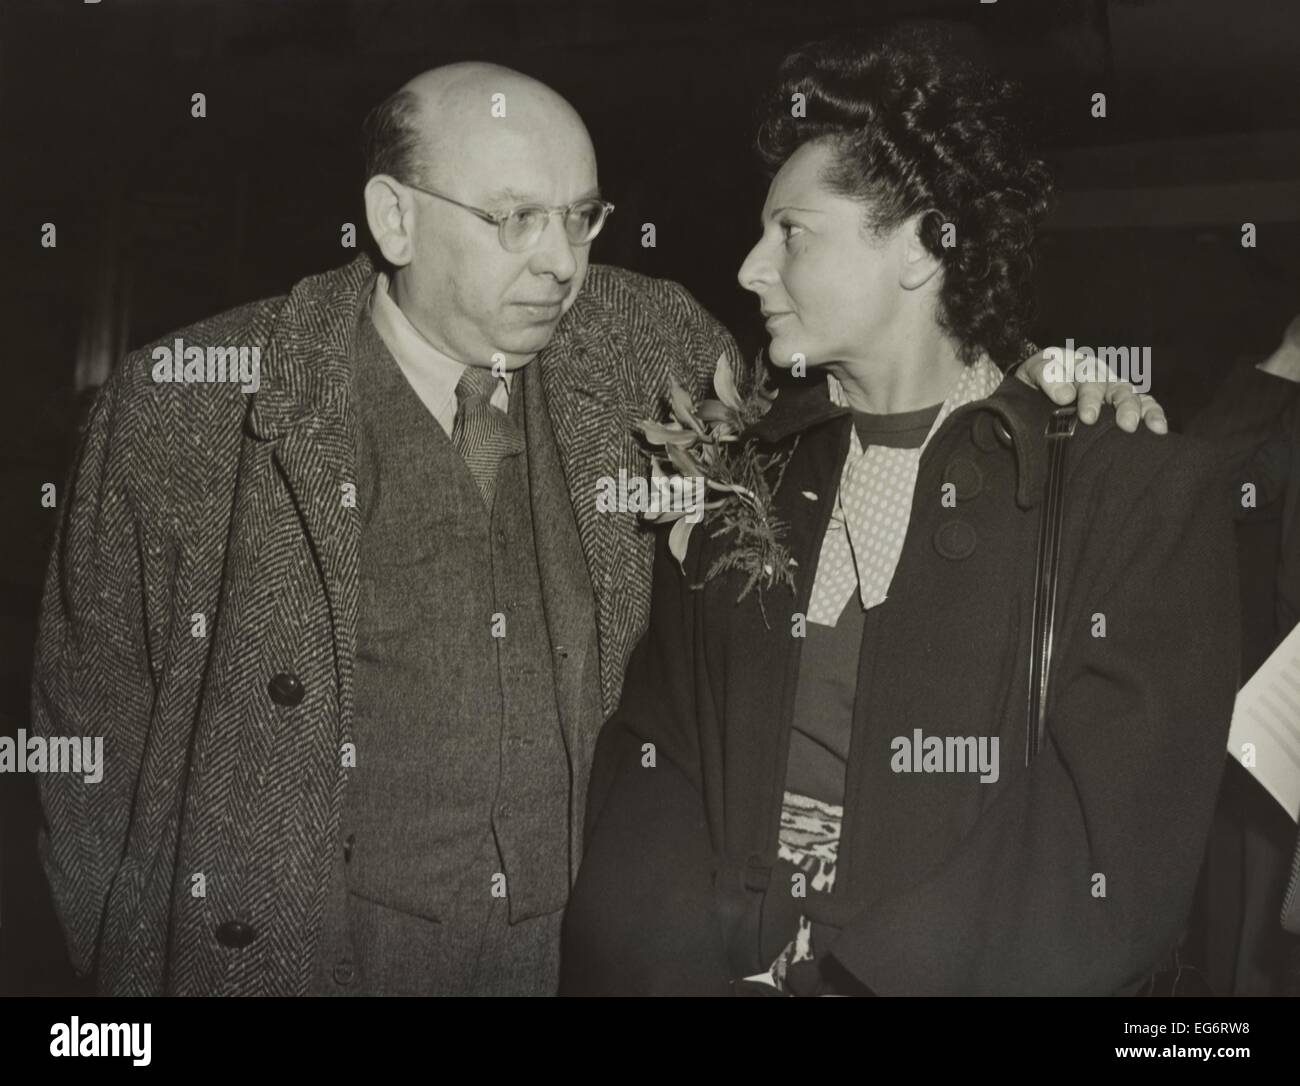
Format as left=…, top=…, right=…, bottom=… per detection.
left=805, top=357, right=1005, bottom=627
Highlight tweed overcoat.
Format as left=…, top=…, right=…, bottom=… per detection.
left=30, top=254, right=739, bottom=995
left=561, top=370, right=1242, bottom=996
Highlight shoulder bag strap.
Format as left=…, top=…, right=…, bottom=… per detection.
left=1026, top=405, right=1078, bottom=767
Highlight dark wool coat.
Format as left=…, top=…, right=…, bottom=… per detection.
left=560, top=369, right=1241, bottom=996
left=1187, top=361, right=1300, bottom=660
left=30, top=254, right=739, bottom=995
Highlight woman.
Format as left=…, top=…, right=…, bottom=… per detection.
left=560, top=27, right=1239, bottom=996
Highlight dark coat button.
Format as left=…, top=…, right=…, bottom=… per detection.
left=942, top=457, right=983, bottom=501
left=934, top=520, right=978, bottom=560
left=215, top=920, right=257, bottom=949
left=333, top=959, right=356, bottom=986
left=268, top=672, right=305, bottom=706
left=343, top=833, right=355, bottom=863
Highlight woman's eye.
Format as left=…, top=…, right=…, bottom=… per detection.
left=780, top=221, right=804, bottom=244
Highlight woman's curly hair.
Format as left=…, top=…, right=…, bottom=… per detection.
left=756, top=25, right=1054, bottom=367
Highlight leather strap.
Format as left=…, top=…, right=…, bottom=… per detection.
left=1025, top=406, right=1078, bottom=767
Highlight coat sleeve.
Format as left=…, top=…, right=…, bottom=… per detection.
left=825, top=436, right=1241, bottom=995
left=30, top=371, right=156, bottom=980
left=560, top=523, right=733, bottom=996
left=1184, top=362, right=1300, bottom=513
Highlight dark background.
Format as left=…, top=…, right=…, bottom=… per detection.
left=2, top=0, right=1298, bottom=995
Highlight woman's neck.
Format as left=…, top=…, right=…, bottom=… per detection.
left=825, top=330, right=967, bottom=415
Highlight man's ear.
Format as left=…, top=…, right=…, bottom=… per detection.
left=364, top=174, right=416, bottom=267
left=897, top=211, right=944, bottom=292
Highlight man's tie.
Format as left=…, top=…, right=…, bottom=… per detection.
left=451, top=365, right=523, bottom=509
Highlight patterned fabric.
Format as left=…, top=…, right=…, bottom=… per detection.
left=535, top=271, right=744, bottom=712
left=451, top=366, right=523, bottom=508
left=763, top=791, right=843, bottom=991
left=806, top=357, right=1006, bottom=625
left=29, top=253, right=738, bottom=995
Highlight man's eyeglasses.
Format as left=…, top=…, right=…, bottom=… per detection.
left=404, top=181, right=615, bottom=253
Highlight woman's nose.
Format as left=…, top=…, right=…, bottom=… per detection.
left=737, top=240, right=772, bottom=293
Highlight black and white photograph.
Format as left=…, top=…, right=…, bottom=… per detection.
left=1, top=0, right=1298, bottom=1065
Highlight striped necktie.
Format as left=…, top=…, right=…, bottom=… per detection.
left=451, top=366, right=523, bottom=509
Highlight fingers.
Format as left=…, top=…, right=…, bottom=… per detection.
left=1018, top=350, right=1078, bottom=405
left=1017, top=349, right=1168, bottom=433
left=1104, top=381, right=1140, bottom=432
left=1073, top=383, right=1170, bottom=433
left=1101, top=382, right=1166, bottom=433
left=1075, top=382, right=1106, bottom=425
left=1138, top=393, right=1169, bottom=434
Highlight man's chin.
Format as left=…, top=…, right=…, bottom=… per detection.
left=496, top=323, right=561, bottom=358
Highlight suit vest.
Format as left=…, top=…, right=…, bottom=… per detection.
left=338, top=308, right=571, bottom=927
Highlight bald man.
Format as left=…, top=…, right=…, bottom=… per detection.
left=31, top=62, right=1163, bottom=996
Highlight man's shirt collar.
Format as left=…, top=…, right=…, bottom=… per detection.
left=369, top=270, right=512, bottom=435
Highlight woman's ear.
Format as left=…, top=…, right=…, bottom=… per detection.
left=897, top=210, right=944, bottom=291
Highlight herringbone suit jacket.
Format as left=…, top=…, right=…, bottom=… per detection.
left=30, top=253, right=740, bottom=994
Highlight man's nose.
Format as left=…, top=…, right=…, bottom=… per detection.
left=528, top=215, right=579, bottom=282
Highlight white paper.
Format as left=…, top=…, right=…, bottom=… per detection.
left=1228, top=622, right=1300, bottom=823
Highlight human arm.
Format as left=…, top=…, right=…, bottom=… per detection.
left=30, top=372, right=156, bottom=981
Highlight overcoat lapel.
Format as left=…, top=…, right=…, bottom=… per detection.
left=535, top=308, right=647, bottom=715
left=243, top=264, right=369, bottom=745
left=522, top=361, right=599, bottom=754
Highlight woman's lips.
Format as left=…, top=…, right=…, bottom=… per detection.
left=764, top=311, right=792, bottom=328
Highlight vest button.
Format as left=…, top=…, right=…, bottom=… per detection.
left=215, top=920, right=257, bottom=949
left=268, top=672, right=305, bottom=706
left=934, top=520, right=978, bottom=560
left=332, top=958, right=356, bottom=986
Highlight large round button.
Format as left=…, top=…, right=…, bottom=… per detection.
left=942, top=457, right=983, bottom=501
left=268, top=672, right=305, bottom=707
left=332, top=959, right=356, bottom=986
left=934, top=520, right=978, bottom=560
left=215, top=920, right=257, bottom=949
